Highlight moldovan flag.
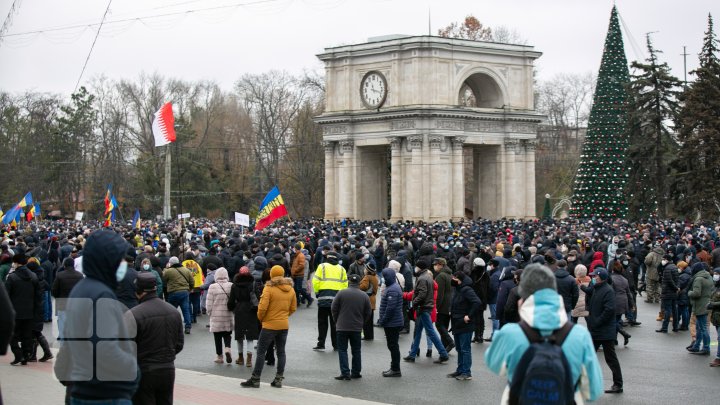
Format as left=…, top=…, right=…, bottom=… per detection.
left=152, top=102, right=176, bottom=147
left=17, top=192, right=32, bottom=208
left=26, top=204, right=36, bottom=221
left=132, top=209, right=141, bottom=229
left=255, top=186, right=288, bottom=231
left=104, top=185, right=113, bottom=215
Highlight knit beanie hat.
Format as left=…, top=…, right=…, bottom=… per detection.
left=518, top=264, right=557, bottom=300
left=270, top=265, right=284, bottom=278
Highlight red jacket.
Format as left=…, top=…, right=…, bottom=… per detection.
left=403, top=280, right=438, bottom=322
left=589, top=251, right=605, bottom=274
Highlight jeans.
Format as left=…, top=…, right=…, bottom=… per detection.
left=317, top=306, right=337, bottom=349
left=436, top=313, right=453, bottom=348
left=70, top=399, right=132, bottom=405
left=489, top=304, right=499, bottom=337
left=337, top=331, right=362, bottom=376
left=716, top=326, right=720, bottom=359
left=133, top=368, right=175, bottom=405
left=252, top=329, right=288, bottom=377
left=167, top=291, right=191, bottom=329
left=57, top=310, right=67, bottom=346
left=293, top=277, right=312, bottom=304
left=660, top=299, right=678, bottom=331
left=189, top=291, right=201, bottom=322
left=384, top=326, right=401, bottom=371
left=453, top=331, right=472, bottom=376
left=678, top=305, right=690, bottom=329
left=408, top=311, right=448, bottom=358
left=593, top=340, right=623, bottom=387
left=692, top=314, right=710, bottom=351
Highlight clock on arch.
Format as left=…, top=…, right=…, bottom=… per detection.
left=360, top=71, right=387, bottom=109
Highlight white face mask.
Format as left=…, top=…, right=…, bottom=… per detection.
left=661, top=260, right=668, bottom=266
left=143, top=264, right=151, bottom=271
left=713, top=274, right=720, bottom=282
left=116, top=261, right=128, bottom=282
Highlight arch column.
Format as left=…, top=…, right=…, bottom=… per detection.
left=523, top=139, right=537, bottom=217
left=389, top=137, right=404, bottom=221
left=337, top=140, right=355, bottom=219
left=323, top=141, right=337, bottom=219
left=451, top=136, right=466, bottom=219
left=405, top=135, right=424, bottom=219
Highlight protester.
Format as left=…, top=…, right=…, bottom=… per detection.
left=227, top=266, right=259, bottom=367
left=447, top=271, right=482, bottom=380
left=708, top=267, right=720, bottom=367
left=377, top=268, right=404, bottom=377
left=162, top=256, right=194, bottom=334
left=6, top=252, right=41, bottom=365
left=432, top=257, right=454, bottom=352
left=241, top=265, right=296, bottom=388
left=127, top=272, right=184, bottom=405
left=206, top=267, right=234, bottom=364
left=312, top=252, right=347, bottom=351
left=331, top=273, right=372, bottom=380
left=687, top=262, right=714, bottom=355
left=358, top=263, right=379, bottom=340
left=485, top=264, right=603, bottom=403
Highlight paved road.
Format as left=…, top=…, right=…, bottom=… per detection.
left=174, top=297, right=720, bottom=405
left=1, top=296, right=717, bottom=404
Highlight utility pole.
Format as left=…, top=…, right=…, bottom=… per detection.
left=682, top=45, right=689, bottom=89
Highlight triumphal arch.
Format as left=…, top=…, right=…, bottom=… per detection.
left=315, top=35, right=542, bottom=221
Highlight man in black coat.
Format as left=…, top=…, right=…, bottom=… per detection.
left=554, top=260, right=579, bottom=320
left=5, top=253, right=41, bottom=365
left=52, top=257, right=84, bottom=343
left=127, top=273, right=184, bottom=405
left=656, top=256, right=679, bottom=333
left=584, top=267, right=623, bottom=394
left=448, top=271, right=482, bottom=380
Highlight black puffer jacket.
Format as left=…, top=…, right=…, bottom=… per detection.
left=584, top=280, right=616, bottom=341
left=450, top=274, right=482, bottom=334
left=677, top=267, right=692, bottom=306
left=555, top=268, right=579, bottom=313
left=228, top=274, right=260, bottom=340
left=660, top=264, right=679, bottom=300
left=52, top=266, right=84, bottom=311
left=128, top=292, right=184, bottom=372
left=5, top=265, right=41, bottom=320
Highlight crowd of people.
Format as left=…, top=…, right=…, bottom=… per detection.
left=1, top=216, right=720, bottom=404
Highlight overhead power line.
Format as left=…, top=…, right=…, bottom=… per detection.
left=74, top=0, right=113, bottom=93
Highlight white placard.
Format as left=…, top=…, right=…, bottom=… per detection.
left=235, top=212, right=250, bottom=227
left=74, top=212, right=84, bottom=221
left=177, top=213, right=190, bottom=219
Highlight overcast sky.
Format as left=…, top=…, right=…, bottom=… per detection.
left=0, top=0, right=717, bottom=96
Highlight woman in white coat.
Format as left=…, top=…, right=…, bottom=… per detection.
left=206, top=267, right=234, bottom=363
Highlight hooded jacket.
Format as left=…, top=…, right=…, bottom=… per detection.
left=450, top=273, right=482, bottom=334
left=677, top=267, right=692, bottom=306
left=206, top=268, right=234, bottom=333
left=496, top=267, right=517, bottom=326
left=688, top=267, right=713, bottom=316
left=228, top=272, right=260, bottom=340
left=485, top=289, right=603, bottom=404
left=585, top=280, right=616, bottom=341
left=257, top=272, right=297, bottom=330
left=377, top=268, right=403, bottom=328
left=54, top=230, right=139, bottom=401
left=470, top=264, right=490, bottom=311
left=5, top=265, right=41, bottom=320
left=555, top=267, right=580, bottom=313
left=588, top=251, right=605, bottom=274
left=660, top=264, right=679, bottom=300
left=644, top=247, right=665, bottom=282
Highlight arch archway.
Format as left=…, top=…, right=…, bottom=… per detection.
left=457, top=70, right=506, bottom=108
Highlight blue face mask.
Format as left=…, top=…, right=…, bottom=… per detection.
left=116, top=261, right=128, bottom=282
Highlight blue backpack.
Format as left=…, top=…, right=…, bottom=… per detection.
left=509, top=321, right=576, bottom=405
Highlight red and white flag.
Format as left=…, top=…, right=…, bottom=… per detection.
left=152, top=102, right=176, bottom=147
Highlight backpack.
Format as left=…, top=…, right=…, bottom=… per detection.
left=508, top=321, right=576, bottom=405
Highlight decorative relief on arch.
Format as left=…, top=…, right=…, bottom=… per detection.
left=391, top=120, right=416, bottom=130
left=323, top=125, right=349, bottom=135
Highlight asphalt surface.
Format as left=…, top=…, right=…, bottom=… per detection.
left=172, top=296, right=720, bottom=405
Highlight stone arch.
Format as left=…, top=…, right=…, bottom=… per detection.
left=552, top=198, right=572, bottom=218
left=455, top=67, right=507, bottom=109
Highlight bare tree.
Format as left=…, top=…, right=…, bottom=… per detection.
left=491, top=25, right=528, bottom=45
left=438, top=15, right=493, bottom=41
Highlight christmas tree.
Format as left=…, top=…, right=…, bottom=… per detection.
left=571, top=6, right=630, bottom=218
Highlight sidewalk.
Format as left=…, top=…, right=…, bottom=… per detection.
left=0, top=352, right=390, bottom=405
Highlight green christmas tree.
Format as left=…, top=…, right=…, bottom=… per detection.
left=571, top=6, right=630, bottom=218
left=671, top=14, right=720, bottom=219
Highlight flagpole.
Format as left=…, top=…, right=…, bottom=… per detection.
left=163, top=144, right=172, bottom=220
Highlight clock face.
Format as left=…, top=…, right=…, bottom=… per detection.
left=360, top=71, right=387, bottom=109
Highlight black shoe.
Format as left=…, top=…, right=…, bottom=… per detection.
left=185, top=327, right=191, bottom=334
left=333, top=347, right=338, bottom=352
left=306, top=298, right=314, bottom=308
left=678, top=327, right=689, bottom=331
left=362, top=337, right=374, bottom=341
left=240, top=376, right=260, bottom=388
left=690, top=350, right=711, bottom=355
left=445, top=343, right=455, bottom=352
left=447, top=371, right=461, bottom=378
left=655, top=329, right=668, bottom=333
left=672, top=328, right=679, bottom=332
left=425, top=349, right=432, bottom=357
left=313, top=345, right=325, bottom=351
left=266, top=360, right=275, bottom=366
left=433, top=356, right=449, bottom=364
left=10, top=358, right=22, bottom=366
left=382, top=369, right=401, bottom=377
left=629, top=321, right=642, bottom=326
left=605, top=385, right=623, bottom=394
left=350, top=374, right=362, bottom=379
left=403, top=355, right=415, bottom=362
left=39, top=353, right=54, bottom=362
left=334, top=375, right=351, bottom=381
left=484, top=337, right=493, bottom=342
left=27, top=356, right=37, bottom=363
